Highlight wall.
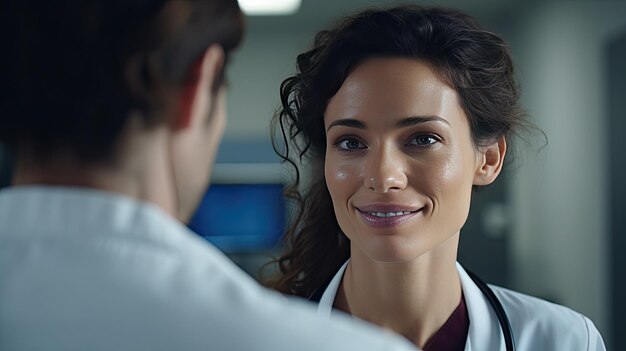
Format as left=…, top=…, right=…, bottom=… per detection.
left=224, top=21, right=317, bottom=142
left=510, top=1, right=626, bottom=347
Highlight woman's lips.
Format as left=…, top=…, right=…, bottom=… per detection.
left=355, top=205, right=422, bottom=228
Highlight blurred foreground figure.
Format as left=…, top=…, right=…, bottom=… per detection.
left=0, top=2, right=418, bottom=350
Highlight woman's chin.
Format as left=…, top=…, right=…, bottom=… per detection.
left=356, top=237, right=430, bottom=263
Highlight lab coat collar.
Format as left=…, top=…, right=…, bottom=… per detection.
left=458, top=262, right=505, bottom=350
left=0, top=186, right=187, bottom=248
left=317, top=260, right=506, bottom=351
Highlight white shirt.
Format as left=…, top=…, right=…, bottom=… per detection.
left=318, top=260, right=606, bottom=351
left=0, top=187, right=418, bottom=351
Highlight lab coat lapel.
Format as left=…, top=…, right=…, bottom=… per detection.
left=318, top=261, right=507, bottom=350
left=317, top=260, right=349, bottom=317
left=457, top=263, right=506, bottom=351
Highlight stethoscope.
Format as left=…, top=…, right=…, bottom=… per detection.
left=309, top=267, right=516, bottom=351
left=465, top=269, right=516, bottom=351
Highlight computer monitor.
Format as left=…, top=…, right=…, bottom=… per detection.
left=188, top=163, right=286, bottom=253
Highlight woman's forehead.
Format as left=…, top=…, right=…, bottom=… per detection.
left=324, top=57, right=464, bottom=129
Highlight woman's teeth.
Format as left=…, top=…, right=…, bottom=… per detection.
left=368, top=211, right=412, bottom=218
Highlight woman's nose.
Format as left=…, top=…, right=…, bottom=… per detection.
left=363, top=145, right=408, bottom=193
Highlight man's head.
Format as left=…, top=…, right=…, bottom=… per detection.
left=0, top=0, right=244, bottom=220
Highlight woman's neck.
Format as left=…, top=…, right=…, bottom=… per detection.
left=335, top=232, right=462, bottom=348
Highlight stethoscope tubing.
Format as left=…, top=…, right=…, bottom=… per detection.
left=465, top=269, right=516, bottom=351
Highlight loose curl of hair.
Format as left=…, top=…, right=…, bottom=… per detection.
left=268, top=5, right=528, bottom=298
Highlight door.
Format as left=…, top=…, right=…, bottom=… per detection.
left=608, top=30, right=626, bottom=351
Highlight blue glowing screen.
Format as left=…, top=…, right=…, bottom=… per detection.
left=188, top=184, right=285, bottom=253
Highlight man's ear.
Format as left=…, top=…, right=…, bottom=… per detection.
left=174, top=44, right=225, bottom=131
left=473, top=136, right=507, bottom=186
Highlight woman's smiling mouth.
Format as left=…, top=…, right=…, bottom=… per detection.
left=355, top=205, right=423, bottom=228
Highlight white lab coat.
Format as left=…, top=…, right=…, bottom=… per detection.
left=0, top=187, right=417, bottom=351
left=318, top=260, right=606, bottom=351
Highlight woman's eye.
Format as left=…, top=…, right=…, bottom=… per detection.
left=336, top=138, right=366, bottom=150
left=409, top=135, right=439, bottom=146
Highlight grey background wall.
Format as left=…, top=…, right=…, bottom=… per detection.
left=509, top=3, right=626, bottom=349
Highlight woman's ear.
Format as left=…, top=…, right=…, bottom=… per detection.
left=473, top=136, right=507, bottom=186
left=174, top=44, right=225, bottom=131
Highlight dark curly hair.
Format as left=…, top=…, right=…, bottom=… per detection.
left=269, top=5, right=528, bottom=298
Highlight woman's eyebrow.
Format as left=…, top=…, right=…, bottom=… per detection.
left=396, top=115, right=450, bottom=128
left=326, top=119, right=367, bottom=132
left=326, top=115, right=449, bottom=132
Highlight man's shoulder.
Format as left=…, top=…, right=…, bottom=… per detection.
left=1, top=211, right=417, bottom=351
left=80, top=232, right=417, bottom=351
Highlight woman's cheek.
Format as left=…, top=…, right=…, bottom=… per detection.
left=431, top=151, right=468, bottom=191
left=325, top=157, right=361, bottom=198
left=435, top=153, right=475, bottom=226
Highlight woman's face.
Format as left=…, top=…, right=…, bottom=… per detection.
left=324, top=57, right=486, bottom=263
